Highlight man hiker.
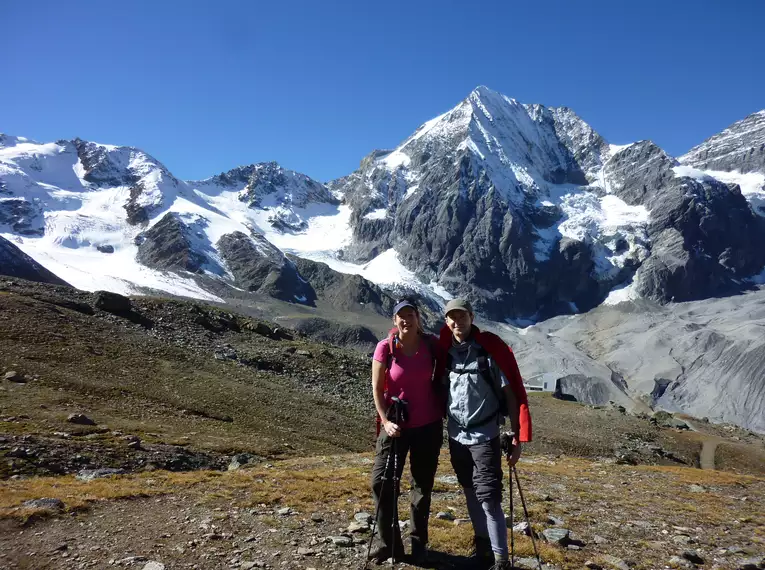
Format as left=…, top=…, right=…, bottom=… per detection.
left=438, top=298, right=532, bottom=570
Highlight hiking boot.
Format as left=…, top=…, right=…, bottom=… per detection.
left=488, top=561, right=513, bottom=570
left=468, top=536, right=494, bottom=568
left=410, top=539, right=429, bottom=565
left=367, top=545, right=405, bottom=565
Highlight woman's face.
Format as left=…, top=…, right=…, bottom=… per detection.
left=394, top=306, right=419, bottom=333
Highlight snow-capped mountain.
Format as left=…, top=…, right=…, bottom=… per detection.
left=331, top=86, right=765, bottom=319
left=2, top=87, right=765, bottom=323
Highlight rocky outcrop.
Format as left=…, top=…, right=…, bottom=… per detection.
left=0, top=236, right=70, bottom=286
left=136, top=213, right=206, bottom=273
left=0, top=198, right=44, bottom=236
left=680, top=110, right=765, bottom=173
left=217, top=232, right=314, bottom=303
left=603, top=141, right=765, bottom=302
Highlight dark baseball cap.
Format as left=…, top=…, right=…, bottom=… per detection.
left=392, top=299, right=418, bottom=316
left=444, top=298, right=473, bottom=315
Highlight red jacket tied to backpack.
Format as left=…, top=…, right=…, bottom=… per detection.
left=438, top=325, right=532, bottom=442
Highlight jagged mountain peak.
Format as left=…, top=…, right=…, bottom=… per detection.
left=680, top=108, right=765, bottom=174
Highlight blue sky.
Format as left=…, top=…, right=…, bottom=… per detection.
left=2, top=0, right=763, bottom=182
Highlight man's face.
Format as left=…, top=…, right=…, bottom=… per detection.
left=394, top=307, right=418, bottom=332
left=445, top=309, right=473, bottom=334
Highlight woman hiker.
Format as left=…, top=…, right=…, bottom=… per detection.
left=438, top=298, right=532, bottom=570
left=368, top=299, right=444, bottom=565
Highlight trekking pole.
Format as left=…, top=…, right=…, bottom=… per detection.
left=364, top=441, right=394, bottom=570
left=508, top=470, right=515, bottom=569
left=391, top=434, right=399, bottom=570
left=513, top=466, right=543, bottom=570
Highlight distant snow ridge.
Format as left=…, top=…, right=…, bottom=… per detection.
left=1, top=91, right=764, bottom=321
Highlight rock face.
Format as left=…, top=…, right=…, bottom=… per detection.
left=0, top=235, right=70, bottom=286
left=136, top=213, right=208, bottom=273
left=330, top=87, right=765, bottom=319
left=217, top=232, right=314, bottom=303
left=680, top=110, right=765, bottom=173
left=290, top=256, right=396, bottom=315
left=603, top=141, right=765, bottom=302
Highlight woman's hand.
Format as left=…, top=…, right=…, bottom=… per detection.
left=506, top=438, right=521, bottom=466
left=383, top=420, right=401, bottom=438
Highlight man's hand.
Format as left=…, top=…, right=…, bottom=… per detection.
left=383, top=420, right=401, bottom=438
left=506, top=438, right=521, bottom=466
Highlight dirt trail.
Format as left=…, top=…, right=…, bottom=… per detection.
left=685, top=419, right=721, bottom=470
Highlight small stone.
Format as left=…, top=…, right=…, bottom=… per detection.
left=737, top=557, right=765, bottom=570
left=354, top=512, right=373, bottom=524
left=141, top=563, right=165, bottom=570
left=295, top=350, right=312, bottom=357
left=67, top=413, right=96, bottom=426
left=76, top=468, right=126, bottom=481
left=436, top=475, right=459, bottom=485
left=436, top=511, right=455, bottom=521
left=673, top=535, right=693, bottom=545
left=669, top=555, right=693, bottom=569
left=127, top=440, right=141, bottom=450
left=600, top=554, right=630, bottom=570
left=347, top=521, right=369, bottom=533
left=329, top=536, right=353, bottom=547
left=683, top=551, right=705, bottom=565
left=541, top=528, right=570, bottom=545
left=688, top=484, right=706, bottom=493
left=310, top=513, right=324, bottom=523
left=297, top=547, right=316, bottom=556
left=3, top=371, right=27, bottom=383
left=276, top=507, right=293, bottom=516
left=593, top=535, right=608, bottom=545
left=585, top=562, right=603, bottom=570
left=453, top=518, right=472, bottom=526
left=511, top=521, right=531, bottom=535
left=547, top=516, right=564, bottom=525
left=23, top=498, right=65, bottom=511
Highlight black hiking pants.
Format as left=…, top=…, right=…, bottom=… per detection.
left=371, top=420, right=443, bottom=552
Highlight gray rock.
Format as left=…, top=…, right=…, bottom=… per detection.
left=592, top=534, right=608, bottom=545
left=217, top=231, right=314, bottom=303
left=541, top=528, right=570, bottom=545
left=511, top=521, right=531, bottom=535
left=67, top=413, right=96, bottom=426
left=354, top=512, right=373, bottom=524
left=96, top=244, right=115, bottom=254
left=737, top=557, right=765, bottom=570
left=297, top=547, right=316, bottom=556
left=547, top=516, right=564, bottom=525
left=683, top=551, right=705, bottom=565
left=673, top=535, right=693, bottom=545
left=669, top=555, right=694, bottom=569
left=276, top=507, right=293, bottom=516
left=585, top=562, right=603, bottom=570
left=680, top=110, right=765, bottom=174
left=141, top=563, right=165, bottom=570
left=0, top=236, right=68, bottom=285
left=310, top=513, right=324, bottom=523
left=76, top=468, right=126, bottom=481
left=688, top=484, right=706, bottom=493
left=229, top=453, right=254, bottom=471
left=93, top=290, right=132, bottom=315
left=347, top=521, right=369, bottom=533
left=329, top=535, right=353, bottom=547
left=3, top=371, right=27, bottom=383
left=436, top=511, right=455, bottom=521
left=22, top=498, right=64, bottom=510
left=599, top=555, right=630, bottom=570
